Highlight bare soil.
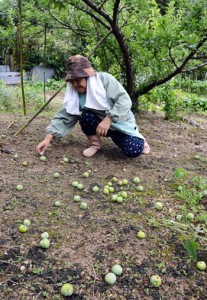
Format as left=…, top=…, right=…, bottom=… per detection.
left=0, top=110, right=207, bottom=300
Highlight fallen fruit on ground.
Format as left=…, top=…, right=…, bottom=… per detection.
left=177, top=185, right=183, bottom=191
left=63, top=157, right=69, bottom=163
left=109, top=186, right=115, bottom=193
left=121, top=191, right=128, bottom=198
left=116, top=196, right=124, bottom=203
left=122, top=179, right=128, bottom=185
left=16, top=184, right=23, bottom=191
left=112, top=264, right=123, bottom=275
left=41, top=232, right=49, bottom=239
left=72, top=181, right=79, bottom=187
left=176, top=214, right=183, bottom=221
left=77, top=183, right=84, bottom=190
left=53, top=172, right=60, bottom=178
left=103, top=188, right=110, bottom=195
left=61, top=283, right=73, bottom=296
left=80, top=202, right=88, bottom=209
left=74, top=195, right=81, bottom=202
left=196, top=261, right=206, bottom=271
left=137, top=230, right=146, bottom=239
left=23, top=219, right=31, bottom=227
left=82, top=172, right=89, bottom=178
left=150, top=274, right=162, bottom=287
left=137, top=185, right=144, bottom=191
left=187, top=212, right=194, bottom=221
left=155, top=201, right=163, bottom=210
left=22, top=161, right=28, bottom=166
left=19, top=224, right=28, bottom=233
left=54, top=200, right=61, bottom=207
left=40, top=238, right=50, bottom=249
left=39, top=155, right=47, bottom=161
left=92, top=186, right=99, bottom=192
left=105, top=272, right=117, bottom=285
left=111, top=194, right=118, bottom=201
left=133, top=177, right=140, bottom=183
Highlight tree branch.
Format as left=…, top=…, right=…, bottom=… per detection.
left=182, top=62, right=207, bottom=73
left=81, top=0, right=113, bottom=24
left=113, top=0, right=120, bottom=25
left=134, top=36, right=207, bottom=98
left=48, top=10, right=86, bottom=36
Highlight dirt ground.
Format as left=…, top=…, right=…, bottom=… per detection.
left=0, top=109, right=207, bottom=300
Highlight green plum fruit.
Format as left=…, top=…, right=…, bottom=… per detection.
left=137, top=230, right=146, bottom=239
left=41, top=232, right=49, bottom=239
left=61, top=283, right=73, bottom=296
left=121, top=191, right=128, bottom=198
left=122, top=179, right=128, bottom=185
left=40, top=238, right=50, bottom=249
left=187, top=213, right=194, bottom=221
left=133, top=177, right=141, bottom=184
left=137, top=185, right=144, bottom=192
left=111, top=194, right=118, bottom=201
left=196, top=261, right=206, bottom=271
left=39, top=156, right=47, bottom=162
left=63, top=157, right=69, bottom=163
left=19, top=224, right=28, bottom=233
left=82, top=172, right=89, bottom=178
left=53, top=172, right=60, bottom=179
left=92, top=186, right=99, bottom=192
left=116, top=196, right=123, bottom=204
left=154, top=202, right=163, bottom=210
left=80, top=202, right=88, bottom=210
left=16, top=184, right=23, bottom=191
left=23, top=219, right=31, bottom=227
left=74, top=195, right=81, bottom=202
left=77, top=183, right=84, bottom=190
left=150, top=274, right=162, bottom=287
left=105, top=272, right=117, bottom=285
left=72, top=181, right=79, bottom=187
left=112, top=264, right=123, bottom=275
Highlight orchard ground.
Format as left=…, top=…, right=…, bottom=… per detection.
left=0, top=106, right=207, bottom=300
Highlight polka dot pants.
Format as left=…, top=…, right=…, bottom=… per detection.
left=79, top=110, right=144, bottom=158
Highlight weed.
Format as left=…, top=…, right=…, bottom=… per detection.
left=183, top=238, right=199, bottom=262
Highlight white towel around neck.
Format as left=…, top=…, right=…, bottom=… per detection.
left=63, top=73, right=110, bottom=115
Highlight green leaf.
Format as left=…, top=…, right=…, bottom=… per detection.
left=183, top=239, right=199, bottom=262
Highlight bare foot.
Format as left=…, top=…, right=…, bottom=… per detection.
left=142, top=139, right=150, bottom=154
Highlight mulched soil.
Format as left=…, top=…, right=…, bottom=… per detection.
left=0, top=111, right=207, bottom=300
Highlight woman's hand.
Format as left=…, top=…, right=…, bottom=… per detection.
left=96, top=116, right=111, bottom=137
left=36, top=134, right=53, bottom=153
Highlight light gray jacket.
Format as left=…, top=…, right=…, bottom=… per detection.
left=46, top=72, right=144, bottom=139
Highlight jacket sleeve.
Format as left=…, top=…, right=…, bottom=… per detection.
left=100, top=72, right=132, bottom=123
left=46, top=107, right=79, bottom=138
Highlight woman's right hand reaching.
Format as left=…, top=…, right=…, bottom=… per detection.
left=36, top=134, right=53, bottom=154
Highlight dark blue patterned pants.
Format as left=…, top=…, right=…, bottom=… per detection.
left=79, top=110, right=144, bottom=158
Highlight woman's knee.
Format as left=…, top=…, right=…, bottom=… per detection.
left=112, top=135, right=144, bottom=158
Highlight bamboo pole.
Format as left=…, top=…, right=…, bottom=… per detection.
left=43, top=25, right=47, bottom=102
left=15, top=83, right=66, bottom=136
left=15, top=29, right=113, bottom=136
left=18, top=0, right=26, bottom=116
